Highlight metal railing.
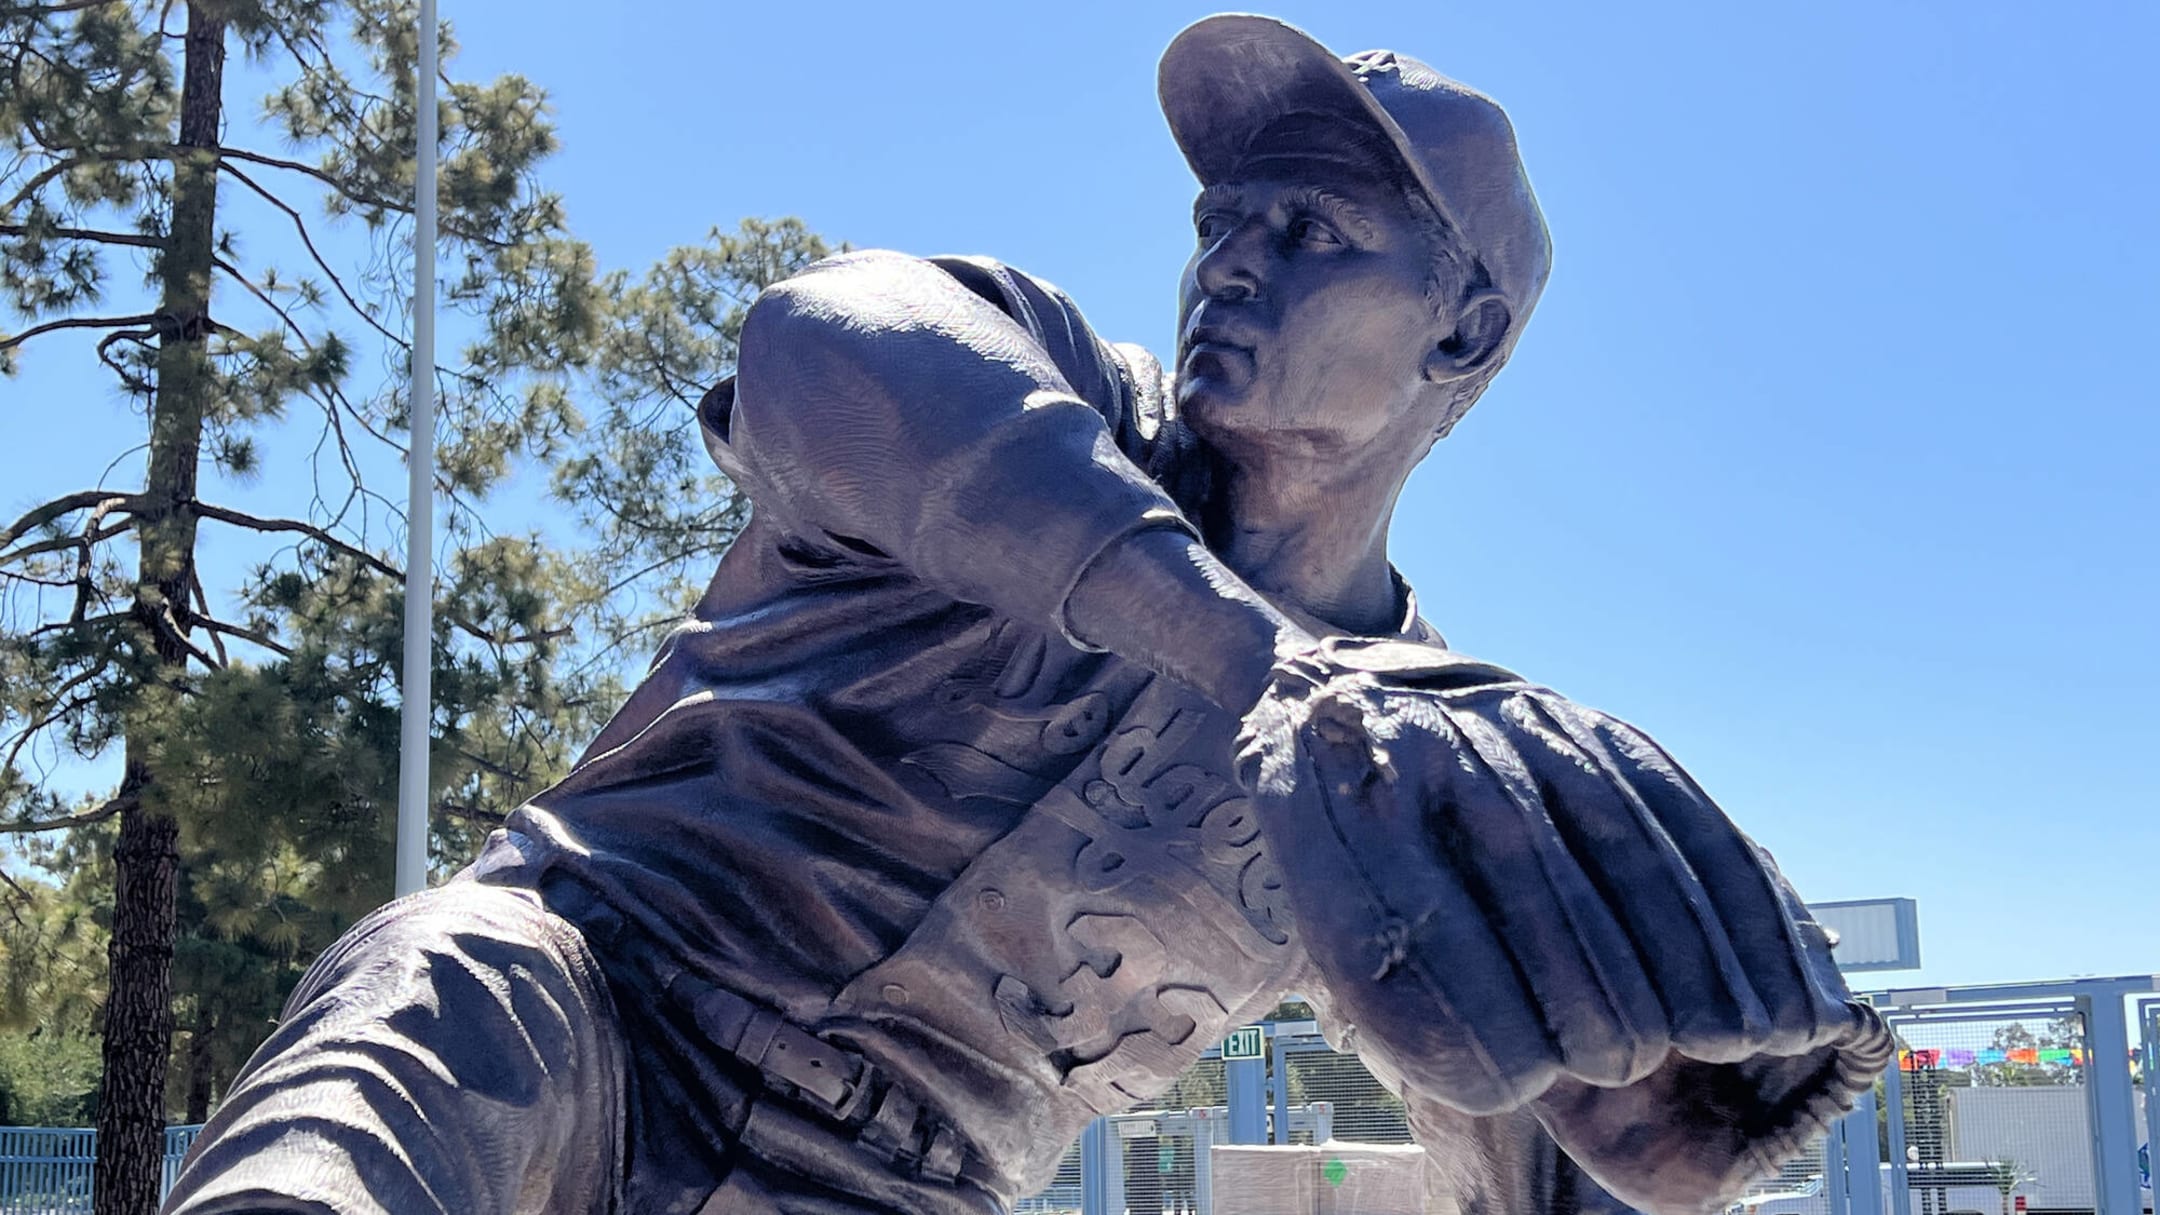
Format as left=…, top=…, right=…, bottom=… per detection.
left=0, top=1125, right=201, bottom=1214
left=1085, top=1103, right=1336, bottom=1215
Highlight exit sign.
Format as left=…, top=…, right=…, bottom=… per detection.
left=1222, top=1024, right=1266, bottom=1061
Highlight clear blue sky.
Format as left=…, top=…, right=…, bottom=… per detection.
left=8, top=1, right=2156, bottom=990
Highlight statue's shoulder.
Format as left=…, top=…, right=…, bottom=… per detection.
left=922, top=254, right=1196, bottom=483
left=715, top=248, right=1203, bottom=505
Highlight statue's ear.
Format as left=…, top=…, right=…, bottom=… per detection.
left=1421, top=289, right=1512, bottom=384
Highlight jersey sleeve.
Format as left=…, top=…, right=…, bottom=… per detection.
left=698, top=249, right=1202, bottom=647
left=920, top=254, right=1196, bottom=491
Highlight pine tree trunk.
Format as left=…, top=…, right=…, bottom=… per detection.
left=94, top=4, right=225, bottom=1212
left=97, top=794, right=178, bottom=1214
left=182, top=1005, right=217, bottom=1126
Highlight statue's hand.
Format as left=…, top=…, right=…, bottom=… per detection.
left=1527, top=1045, right=1889, bottom=1215
left=1235, top=637, right=1892, bottom=1139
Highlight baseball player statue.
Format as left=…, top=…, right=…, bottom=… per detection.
left=164, top=15, right=1892, bottom=1215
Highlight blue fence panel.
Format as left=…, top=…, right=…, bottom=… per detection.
left=0, top=1125, right=203, bottom=1213
left=162, top=1125, right=202, bottom=1199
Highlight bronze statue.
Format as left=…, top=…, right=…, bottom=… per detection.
left=163, top=15, right=1892, bottom=1215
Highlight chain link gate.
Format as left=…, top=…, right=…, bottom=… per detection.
left=1732, top=1130, right=1836, bottom=1215
left=1274, top=1032, right=1412, bottom=1146
left=1883, top=999, right=2101, bottom=1215
left=1014, top=1140, right=1086, bottom=1215
left=1082, top=1104, right=1337, bottom=1215
left=2140, top=1000, right=2157, bottom=1215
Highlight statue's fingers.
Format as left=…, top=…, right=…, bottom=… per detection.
left=1427, top=702, right=1670, bottom=1088
left=1475, top=689, right=1770, bottom=1064
left=1757, top=849, right=1878, bottom=1043
left=1297, top=691, right=1558, bottom=1113
left=1566, top=704, right=1839, bottom=1056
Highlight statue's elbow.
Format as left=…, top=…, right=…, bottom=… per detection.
left=736, top=248, right=925, bottom=410
left=744, top=249, right=921, bottom=346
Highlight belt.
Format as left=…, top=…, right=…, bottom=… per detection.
left=660, top=962, right=974, bottom=1187
left=538, top=877, right=983, bottom=1189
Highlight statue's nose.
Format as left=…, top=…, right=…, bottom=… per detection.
left=1194, top=221, right=1265, bottom=302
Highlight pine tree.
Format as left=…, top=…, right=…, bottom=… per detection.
left=555, top=217, right=840, bottom=663
left=2, top=2, right=598, bottom=1207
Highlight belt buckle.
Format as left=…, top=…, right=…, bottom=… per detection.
left=754, top=1019, right=866, bottom=1115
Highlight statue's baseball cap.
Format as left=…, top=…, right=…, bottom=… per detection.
left=1159, top=14, right=1552, bottom=333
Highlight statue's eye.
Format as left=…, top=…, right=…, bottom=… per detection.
left=1288, top=217, right=1343, bottom=249
left=1196, top=212, right=1236, bottom=243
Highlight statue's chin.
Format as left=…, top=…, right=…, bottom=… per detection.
left=1176, top=345, right=1255, bottom=402
left=1175, top=376, right=1268, bottom=437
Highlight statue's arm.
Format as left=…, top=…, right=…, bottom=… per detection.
left=730, top=249, right=1304, bottom=709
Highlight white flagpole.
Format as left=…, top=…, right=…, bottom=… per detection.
left=396, top=0, right=440, bottom=899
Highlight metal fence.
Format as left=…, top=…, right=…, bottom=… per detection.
left=2143, top=999, right=2158, bottom=1209
left=1277, top=1040, right=1409, bottom=1146
left=1014, top=1139, right=1085, bottom=1215
left=1012, top=1019, right=1385, bottom=1214
left=1816, top=979, right=2155, bottom=1215
left=1018, top=976, right=2157, bottom=1215
left=0, top=1125, right=201, bottom=1214
left=1887, top=1004, right=2096, bottom=1215
left=1735, top=1127, right=1834, bottom=1215
left=1089, top=1104, right=1336, bottom=1215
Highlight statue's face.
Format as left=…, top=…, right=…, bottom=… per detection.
left=1174, top=159, right=1445, bottom=455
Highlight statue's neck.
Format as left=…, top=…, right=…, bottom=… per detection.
left=1201, top=449, right=1408, bottom=637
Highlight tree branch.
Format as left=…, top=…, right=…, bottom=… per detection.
left=1, top=491, right=138, bottom=552
left=0, top=313, right=160, bottom=354
left=435, top=800, right=508, bottom=827
left=189, top=505, right=573, bottom=656
left=0, top=866, right=34, bottom=926
left=94, top=325, right=158, bottom=393
left=448, top=745, right=531, bottom=784
left=190, top=501, right=402, bottom=580
left=2, top=0, right=133, bottom=13
left=215, top=161, right=405, bottom=350
left=216, top=145, right=510, bottom=249
left=211, top=254, right=310, bottom=342
left=2, top=156, right=87, bottom=216
left=188, top=572, right=228, bottom=666
left=0, top=516, right=130, bottom=565
left=0, top=222, right=162, bottom=250
left=21, top=610, right=127, bottom=641
left=0, top=568, right=77, bottom=589
left=194, top=615, right=292, bottom=659
left=2, top=681, right=99, bottom=776
left=459, top=622, right=572, bottom=648
left=133, top=596, right=221, bottom=671
left=0, top=791, right=136, bottom=837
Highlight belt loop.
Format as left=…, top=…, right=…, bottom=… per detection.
left=920, top=1126, right=965, bottom=1185
left=680, top=980, right=756, bottom=1053
left=655, top=971, right=982, bottom=1189
left=738, top=1007, right=783, bottom=1067
left=860, top=1084, right=922, bottom=1160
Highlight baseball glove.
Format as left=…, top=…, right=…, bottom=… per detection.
left=1236, top=637, right=1893, bottom=1207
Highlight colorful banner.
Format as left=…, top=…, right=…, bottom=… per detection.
left=1897, top=1045, right=2084, bottom=1070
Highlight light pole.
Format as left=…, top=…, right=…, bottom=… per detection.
left=395, top=0, right=439, bottom=899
